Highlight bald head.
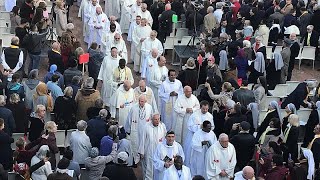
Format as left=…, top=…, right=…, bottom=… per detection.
left=138, top=79, right=146, bottom=91
left=243, top=166, right=255, bottom=179
left=219, top=133, right=229, bottom=148
left=184, top=86, right=192, bottom=98
left=114, top=33, right=121, bottom=42
left=11, top=36, right=19, bottom=46
left=52, top=42, right=60, bottom=51
left=141, top=3, right=147, bottom=11
left=165, top=3, right=171, bottom=11
left=138, top=94, right=147, bottom=107
left=123, top=80, right=131, bottom=91
left=151, top=48, right=158, bottom=58
left=110, top=16, right=116, bottom=21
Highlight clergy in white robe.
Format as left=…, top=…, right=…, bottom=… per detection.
left=134, top=80, right=158, bottom=113
left=101, top=24, right=118, bottom=54
left=153, top=131, right=185, bottom=180
left=138, top=114, right=167, bottom=180
left=148, top=56, right=168, bottom=106
left=140, top=31, right=163, bottom=73
left=183, top=100, right=214, bottom=168
left=138, top=3, right=153, bottom=26
left=105, top=0, right=120, bottom=19
left=110, top=80, right=136, bottom=126
left=173, top=86, right=200, bottom=144
left=106, top=33, right=128, bottom=61
left=128, top=15, right=141, bottom=63
left=83, top=0, right=100, bottom=43
left=163, top=155, right=192, bottom=180
left=97, top=47, right=120, bottom=106
left=141, top=48, right=158, bottom=79
left=111, top=59, right=134, bottom=90
left=159, top=70, right=183, bottom=131
left=78, top=0, right=89, bottom=18
left=130, top=0, right=142, bottom=22
left=205, top=133, right=237, bottom=180
left=109, top=16, right=122, bottom=34
left=119, top=0, right=135, bottom=33
left=233, top=166, right=255, bottom=180
left=124, top=95, right=153, bottom=165
left=88, top=6, right=109, bottom=46
left=190, top=121, right=217, bottom=177
left=132, top=18, right=152, bottom=73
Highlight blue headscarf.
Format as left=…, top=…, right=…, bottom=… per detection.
left=49, top=64, right=57, bottom=73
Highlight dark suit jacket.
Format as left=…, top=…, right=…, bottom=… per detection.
left=302, top=30, right=319, bottom=47
left=311, top=138, right=320, bottom=169
left=159, top=10, right=176, bottom=34
left=0, top=130, right=14, bottom=170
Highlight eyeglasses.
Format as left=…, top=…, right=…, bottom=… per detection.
left=115, top=38, right=120, bottom=40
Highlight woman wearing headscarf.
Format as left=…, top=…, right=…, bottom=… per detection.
left=254, top=76, right=268, bottom=110
left=282, top=103, right=297, bottom=132
left=281, top=82, right=310, bottom=110
left=32, top=83, right=54, bottom=122
left=22, top=69, right=41, bottom=114
left=257, top=101, right=281, bottom=140
left=235, top=49, right=248, bottom=80
left=267, top=52, right=284, bottom=90
left=247, top=103, right=259, bottom=133
left=282, top=114, right=300, bottom=163
left=248, top=52, right=265, bottom=84
left=303, top=101, right=320, bottom=147
left=44, top=64, right=65, bottom=89
left=30, top=145, right=52, bottom=180
left=258, top=118, right=283, bottom=149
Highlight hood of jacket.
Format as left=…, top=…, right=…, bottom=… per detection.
left=25, top=79, right=40, bottom=90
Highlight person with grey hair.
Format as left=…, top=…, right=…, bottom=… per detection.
left=54, top=86, right=77, bottom=130
left=100, top=125, right=118, bottom=156
left=87, top=108, right=109, bottom=149
left=1, top=36, right=24, bottom=75
left=75, top=77, right=101, bottom=120
left=0, top=95, right=15, bottom=136
left=22, top=69, right=40, bottom=112
left=6, top=93, right=27, bottom=133
left=87, top=98, right=105, bottom=120
left=31, top=145, right=53, bottom=180
left=204, top=6, right=217, bottom=34
left=70, top=120, right=92, bottom=166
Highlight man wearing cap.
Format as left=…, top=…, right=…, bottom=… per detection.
left=280, top=38, right=292, bottom=84
left=153, top=131, right=185, bottom=180
left=163, top=155, right=192, bottom=180
left=230, top=121, right=255, bottom=170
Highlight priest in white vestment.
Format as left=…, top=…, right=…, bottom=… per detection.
left=130, top=0, right=142, bottom=22
left=234, top=166, right=255, bottom=180
left=138, top=114, right=167, bottom=180
left=205, top=133, right=237, bottom=180
left=124, top=95, right=153, bottom=165
left=141, top=48, right=158, bottom=79
left=106, top=33, right=128, bottom=61
left=173, top=86, right=200, bottom=144
left=183, top=100, right=214, bottom=168
left=101, top=23, right=119, bottom=54
left=128, top=15, right=141, bottom=63
left=163, top=155, right=192, bottom=180
left=119, top=0, right=136, bottom=33
left=98, top=47, right=120, bottom=106
left=110, top=80, right=136, bottom=126
left=148, top=56, right=168, bottom=106
left=134, top=80, right=158, bottom=113
left=132, top=18, right=152, bottom=73
left=83, top=0, right=100, bottom=43
left=137, top=3, right=153, bottom=26
left=190, top=121, right=217, bottom=177
left=109, top=16, right=122, bottom=34
left=140, top=30, right=163, bottom=73
left=153, top=131, right=185, bottom=180
left=159, top=70, right=183, bottom=131
left=111, top=59, right=134, bottom=90
left=105, top=0, right=120, bottom=19
left=88, top=6, right=109, bottom=46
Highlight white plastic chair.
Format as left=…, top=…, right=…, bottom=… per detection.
left=297, top=108, right=312, bottom=125
left=268, top=84, right=289, bottom=98
left=274, top=46, right=283, bottom=54
left=286, top=81, right=300, bottom=95
left=176, top=28, right=189, bottom=41
left=264, top=96, right=281, bottom=110
left=11, top=133, right=25, bottom=150
left=266, top=46, right=273, bottom=59
left=55, top=130, right=66, bottom=148
left=180, top=36, right=192, bottom=45
left=298, top=46, right=316, bottom=70
left=259, top=110, right=268, bottom=126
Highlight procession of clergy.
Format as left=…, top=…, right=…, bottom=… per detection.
left=77, top=0, right=250, bottom=180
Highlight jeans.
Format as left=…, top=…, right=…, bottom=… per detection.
left=28, top=53, right=41, bottom=73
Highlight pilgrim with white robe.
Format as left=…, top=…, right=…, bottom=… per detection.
left=110, top=81, right=136, bottom=126
left=153, top=132, right=185, bottom=180
left=206, top=134, right=237, bottom=180
left=138, top=114, right=166, bottom=180
left=106, top=34, right=128, bottom=61
left=134, top=80, right=158, bottom=113
left=119, top=0, right=135, bottom=33
left=141, top=48, right=159, bottom=79
left=124, top=95, right=153, bottom=165
left=83, top=0, right=100, bottom=43
left=183, top=103, right=214, bottom=168
left=97, top=47, right=120, bottom=106
left=163, top=164, right=192, bottom=180
left=159, top=73, right=183, bottom=131
left=190, top=121, right=217, bottom=177
left=88, top=6, right=109, bottom=46
left=111, top=59, right=134, bottom=89
left=132, top=18, right=152, bottom=73
left=105, top=0, right=121, bottom=19
left=137, top=3, right=153, bottom=26
left=174, top=86, right=200, bottom=144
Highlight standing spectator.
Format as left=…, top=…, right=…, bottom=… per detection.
left=65, top=0, right=73, bottom=22
left=100, top=125, right=116, bottom=156
left=46, top=74, right=64, bottom=102
left=158, top=4, right=176, bottom=44
left=32, top=83, right=54, bottom=122
left=86, top=99, right=105, bottom=120
left=47, top=158, right=72, bottom=180
left=287, top=33, right=300, bottom=81
left=86, top=109, right=108, bottom=149
left=298, top=7, right=312, bottom=39
left=15, top=18, right=30, bottom=47
left=309, top=124, right=320, bottom=169
left=22, top=69, right=40, bottom=113
left=267, top=52, right=284, bottom=89
left=60, top=32, right=73, bottom=68
left=0, top=95, right=15, bottom=136
left=235, top=49, right=249, bottom=81
left=1, top=36, right=24, bottom=75
left=268, top=19, right=281, bottom=46
left=264, top=155, right=289, bottom=180
left=44, top=64, right=65, bottom=89
left=54, top=87, right=77, bottom=130
left=69, top=76, right=81, bottom=99
left=10, top=6, right=21, bottom=34
left=41, top=121, right=59, bottom=170
left=64, top=149, right=81, bottom=180
left=282, top=114, right=300, bottom=163
left=177, top=58, right=198, bottom=91
left=280, top=39, right=291, bottom=84
left=54, top=0, right=68, bottom=39
left=28, top=105, right=46, bottom=142
left=6, top=73, right=24, bottom=100
left=303, top=102, right=320, bottom=147
left=30, top=145, right=52, bottom=180
left=232, top=80, right=255, bottom=107
left=64, top=59, right=82, bottom=86
left=20, top=0, right=34, bottom=23
left=248, top=52, right=265, bottom=84
left=48, top=42, right=65, bottom=74
left=6, top=93, right=27, bottom=133
left=281, top=0, right=293, bottom=15
left=224, top=103, right=248, bottom=134
left=70, top=120, right=92, bottom=166
left=0, top=118, right=14, bottom=170
left=88, top=42, right=104, bottom=88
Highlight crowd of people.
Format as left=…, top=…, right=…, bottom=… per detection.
left=2, top=0, right=320, bottom=179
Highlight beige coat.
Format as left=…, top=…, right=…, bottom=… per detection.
left=75, top=88, right=101, bottom=121
left=204, top=13, right=217, bottom=33
left=254, top=24, right=270, bottom=46
left=54, top=7, right=67, bottom=37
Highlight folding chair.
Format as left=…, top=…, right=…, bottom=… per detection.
left=298, top=46, right=316, bottom=70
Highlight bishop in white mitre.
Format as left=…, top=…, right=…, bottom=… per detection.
left=128, top=15, right=141, bottom=63
left=138, top=114, right=166, bottom=180
left=119, top=0, right=136, bottom=33
left=98, top=47, right=120, bottom=106
left=124, top=95, right=153, bottom=165
left=159, top=70, right=183, bottom=131
left=88, top=6, right=109, bottom=46
left=153, top=131, right=185, bottom=180
left=140, top=30, right=163, bottom=73
left=105, top=0, right=120, bottom=19
left=138, top=3, right=153, bottom=26
left=141, top=48, right=158, bottom=80
left=148, top=56, right=168, bottom=106
left=83, top=0, right=100, bottom=43
left=205, top=133, right=237, bottom=180
left=163, top=156, right=192, bottom=180
left=173, top=86, right=200, bottom=144
left=183, top=100, right=214, bottom=168
left=110, top=80, right=136, bottom=126
left=106, top=33, right=128, bottom=61
left=132, top=18, right=152, bottom=73
left=190, top=121, right=217, bottom=178
left=134, top=80, right=158, bottom=113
